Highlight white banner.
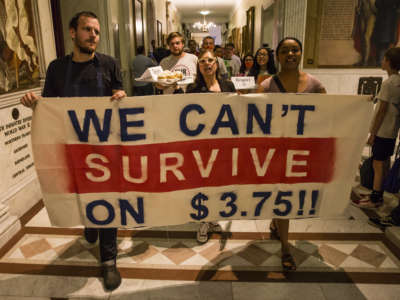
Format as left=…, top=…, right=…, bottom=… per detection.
left=31, top=93, right=374, bottom=227
left=0, top=104, right=36, bottom=202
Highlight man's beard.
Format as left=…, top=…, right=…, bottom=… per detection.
left=172, top=48, right=183, bottom=56
left=75, top=39, right=96, bottom=54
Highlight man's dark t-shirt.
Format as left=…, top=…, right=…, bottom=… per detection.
left=42, top=53, right=123, bottom=97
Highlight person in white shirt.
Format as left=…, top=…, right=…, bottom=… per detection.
left=353, top=47, right=400, bottom=209
left=157, top=32, right=198, bottom=94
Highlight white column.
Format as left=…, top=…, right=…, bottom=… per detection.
left=283, top=0, right=307, bottom=45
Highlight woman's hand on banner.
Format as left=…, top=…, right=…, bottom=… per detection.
left=20, top=92, right=39, bottom=109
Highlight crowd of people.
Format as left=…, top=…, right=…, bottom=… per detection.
left=19, top=10, right=400, bottom=291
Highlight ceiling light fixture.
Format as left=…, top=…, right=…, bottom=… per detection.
left=193, top=1, right=215, bottom=32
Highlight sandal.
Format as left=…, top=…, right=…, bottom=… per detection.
left=351, top=196, right=382, bottom=210
left=282, top=253, right=296, bottom=271
left=209, top=222, right=222, bottom=233
left=269, top=220, right=280, bottom=240
left=196, top=222, right=209, bottom=244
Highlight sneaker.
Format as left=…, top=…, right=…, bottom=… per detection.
left=102, top=261, right=121, bottom=291
left=196, top=222, right=209, bottom=244
left=368, top=216, right=395, bottom=228
left=84, top=228, right=98, bottom=244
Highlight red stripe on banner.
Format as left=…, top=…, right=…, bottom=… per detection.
left=64, top=137, right=335, bottom=193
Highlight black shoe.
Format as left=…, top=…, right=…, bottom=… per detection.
left=368, top=216, right=395, bottom=229
left=84, top=228, right=98, bottom=244
left=102, top=263, right=121, bottom=291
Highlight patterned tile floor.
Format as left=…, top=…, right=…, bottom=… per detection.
left=2, top=234, right=399, bottom=274
left=2, top=201, right=400, bottom=299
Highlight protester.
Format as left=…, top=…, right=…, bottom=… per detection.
left=249, top=47, right=277, bottom=85
left=223, top=43, right=241, bottom=78
left=157, top=32, right=197, bottom=94
left=188, top=39, right=199, bottom=56
left=257, top=37, right=326, bottom=271
left=201, top=36, right=228, bottom=79
left=132, top=45, right=156, bottom=96
left=19, top=11, right=126, bottom=291
left=186, top=48, right=235, bottom=243
left=187, top=48, right=235, bottom=93
left=149, top=39, right=156, bottom=61
left=352, top=47, right=400, bottom=209
left=153, top=47, right=170, bottom=64
left=214, top=45, right=224, bottom=58
left=239, top=54, right=254, bottom=76
left=225, top=42, right=241, bottom=68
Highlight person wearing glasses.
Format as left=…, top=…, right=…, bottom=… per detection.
left=249, top=47, right=277, bottom=85
left=202, top=36, right=228, bottom=80
left=186, top=48, right=235, bottom=243
left=257, top=37, right=326, bottom=272
left=239, top=54, right=255, bottom=76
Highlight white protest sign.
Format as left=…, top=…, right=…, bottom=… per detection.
left=231, top=77, right=256, bottom=90
left=31, top=93, right=373, bottom=228
left=136, top=66, right=163, bottom=82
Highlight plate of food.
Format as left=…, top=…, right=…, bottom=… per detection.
left=156, top=70, right=184, bottom=86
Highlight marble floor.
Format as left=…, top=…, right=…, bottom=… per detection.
left=0, top=189, right=400, bottom=300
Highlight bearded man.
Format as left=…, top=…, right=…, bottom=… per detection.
left=20, top=11, right=126, bottom=291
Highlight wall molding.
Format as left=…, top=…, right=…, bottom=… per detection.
left=0, top=86, right=43, bottom=109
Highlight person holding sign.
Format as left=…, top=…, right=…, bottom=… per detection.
left=186, top=48, right=235, bottom=243
left=249, top=47, right=277, bottom=85
left=186, top=49, right=235, bottom=93
left=20, top=11, right=125, bottom=291
left=201, top=36, right=228, bottom=80
left=257, top=37, right=326, bottom=271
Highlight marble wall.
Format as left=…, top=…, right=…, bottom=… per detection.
left=0, top=0, right=55, bottom=248
left=307, top=68, right=387, bottom=95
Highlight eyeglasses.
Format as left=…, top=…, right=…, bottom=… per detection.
left=199, top=58, right=216, bottom=64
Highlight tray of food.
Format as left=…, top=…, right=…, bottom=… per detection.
left=155, top=70, right=184, bottom=86
left=135, top=70, right=193, bottom=86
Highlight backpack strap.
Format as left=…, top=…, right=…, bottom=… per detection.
left=273, top=75, right=287, bottom=92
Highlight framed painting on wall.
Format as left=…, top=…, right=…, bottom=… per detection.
left=157, top=20, right=163, bottom=47
left=0, top=0, right=40, bottom=95
left=246, top=6, right=255, bottom=55
left=241, top=25, right=247, bottom=56
left=304, top=0, right=400, bottom=68
left=133, top=0, right=144, bottom=53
